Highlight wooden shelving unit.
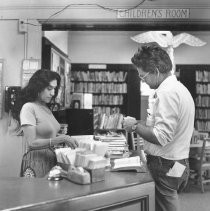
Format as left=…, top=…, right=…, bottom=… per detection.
left=70, top=63, right=140, bottom=130
left=178, top=64, right=210, bottom=132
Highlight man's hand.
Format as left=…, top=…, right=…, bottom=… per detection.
left=123, top=116, right=137, bottom=133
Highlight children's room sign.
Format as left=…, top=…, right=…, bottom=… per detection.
left=117, top=8, right=190, bottom=19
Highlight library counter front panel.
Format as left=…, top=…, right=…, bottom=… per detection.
left=0, top=171, right=155, bottom=211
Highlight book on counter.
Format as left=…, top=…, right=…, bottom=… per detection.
left=111, top=156, right=147, bottom=173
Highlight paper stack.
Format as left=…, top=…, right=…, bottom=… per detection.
left=111, top=156, right=147, bottom=173
left=74, top=151, right=107, bottom=169
left=55, top=148, right=86, bottom=166
left=97, top=133, right=129, bottom=159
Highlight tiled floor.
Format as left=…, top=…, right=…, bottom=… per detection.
left=179, top=182, right=210, bottom=211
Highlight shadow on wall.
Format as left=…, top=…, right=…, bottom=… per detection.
left=0, top=115, right=22, bottom=177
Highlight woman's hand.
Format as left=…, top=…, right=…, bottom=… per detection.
left=56, top=135, right=78, bottom=149
left=65, top=136, right=79, bottom=149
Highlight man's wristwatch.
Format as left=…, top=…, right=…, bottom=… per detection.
left=131, top=123, right=138, bottom=132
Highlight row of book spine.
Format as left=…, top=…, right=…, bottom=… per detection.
left=93, top=107, right=122, bottom=129
left=195, top=120, right=210, bottom=131
left=196, top=70, right=210, bottom=82
left=195, top=96, right=210, bottom=107
left=71, top=71, right=127, bottom=82
left=196, top=83, right=210, bottom=94
left=98, top=113, right=124, bottom=130
left=195, top=70, right=210, bottom=132
left=92, top=94, right=124, bottom=105
left=93, top=106, right=121, bottom=116
left=71, top=82, right=127, bottom=93
left=195, top=109, right=210, bottom=119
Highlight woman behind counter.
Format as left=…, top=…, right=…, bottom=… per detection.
left=11, top=69, right=78, bottom=177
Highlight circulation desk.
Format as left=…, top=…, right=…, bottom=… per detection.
left=0, top=171, right=155, bottom=211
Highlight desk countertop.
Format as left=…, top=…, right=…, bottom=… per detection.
left=0, top=171, right=155, bottom=211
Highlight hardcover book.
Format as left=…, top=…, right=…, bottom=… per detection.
left=111, top=156, right=147, bottom=173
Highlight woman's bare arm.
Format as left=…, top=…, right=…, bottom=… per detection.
left=22, top=125, right=78, bottom=150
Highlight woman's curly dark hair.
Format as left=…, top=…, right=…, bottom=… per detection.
left=131, top=42, right=172, bottom=74
left=11, top=69, right=61, bottom=123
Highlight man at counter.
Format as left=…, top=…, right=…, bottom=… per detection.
left=123, top=43, right=195, bottom=211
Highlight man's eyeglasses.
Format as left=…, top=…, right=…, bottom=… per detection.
left=138, top=72, right=150, bottom=82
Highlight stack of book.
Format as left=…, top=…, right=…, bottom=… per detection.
left=95, top=133, right=129, bottom=159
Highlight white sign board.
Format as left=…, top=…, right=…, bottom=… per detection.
left=117, top=9, right=190, bottom=19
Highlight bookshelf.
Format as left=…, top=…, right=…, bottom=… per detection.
left=70, top=64, right=140, bottom=130
left=178, top=64, right=210, bottom=132
left=70, top=64, right=127, bottom=115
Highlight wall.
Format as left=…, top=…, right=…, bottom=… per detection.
left=0, top=20, right=42, bottom=177
left=68, top=30, right=210, bottom=64
left=1, top=0, right=210, bottom=21
left=68, top=31, right=137, bottom=64
left=44, top=31, right=69, bottom=55
left=175, top=31, right=210, bottom=65
left=0, top=20, right=24, bottom=87
left=0, top=20, right=42, bottom=101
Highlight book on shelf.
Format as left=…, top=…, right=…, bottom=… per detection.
left=111, top=156, right=147, bottom=173
left=70, top=93, right=84, bottom=108
left=123, top=71, right=127, bottom=81
left=71, top=70, right=127, bottom=82
left=83, top=93, right=93, bottom=109
left=196, top=70, right=210, bottom=82
left=98, top=113, right=124, bottom=130
left=71, top=82, right=127, bottom=93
